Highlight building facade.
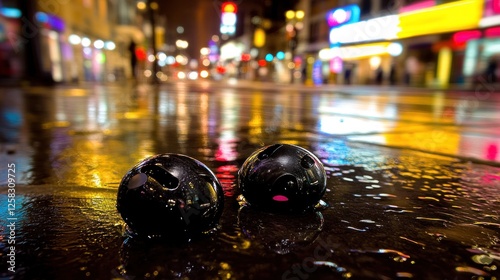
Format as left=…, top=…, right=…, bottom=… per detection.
left=292, top=0, right=500, bottom=87
left=0, top=0, right=143, bottom=84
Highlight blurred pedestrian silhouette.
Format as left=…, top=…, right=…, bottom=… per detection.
left=375, top=67, right=383, bottom=85
left=485, top=57, right=497, bottom=83
left=389, top=64, right=397, bottom=85
left=128, top=40, right=137, bottom=80
left=344, top=65, right=352, bottom=85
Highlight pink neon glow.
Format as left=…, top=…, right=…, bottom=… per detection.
left=327, top=10, right=351, bottom=26
left=272, top=195, right=289, bottom=202
left=486, top=144, right=498, bottom=161
left=452, top=30, right=482, bottom=44
left=399, top=0, right=435, bottom=13
left=485, top=26, right=500, bottom=37
left=494, top=0, right=500, bottom=13
left=330, top=57, right=343, bottom=73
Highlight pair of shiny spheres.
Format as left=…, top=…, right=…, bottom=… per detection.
left=117, top=144, right=327, bottom=238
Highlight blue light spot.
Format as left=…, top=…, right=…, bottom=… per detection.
left=2, top=109, right=22, bottom=127
left=276, top=51, right=285, bottom=60
left=0, top=7, right=21, bottom=18
left=265, top=53, right=273, bottom=62
left=35, top=12, right=49, bottom=23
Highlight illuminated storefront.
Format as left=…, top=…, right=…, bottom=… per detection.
left=459, top=0, right=500, bottom=84
left=320, top=0, right=485, bottom=86
left=66, top=33, right=118, bottom=82
left=0, top=7, right=22, bottom=80
left=325, top=7, right=402, bottom=85
left=219, top=40, right=245, bottom=78
left=309, top=4, right=365, bottom=84
left=319, top=42, right=403, bottom=84
left=397, top=0, right=484, bottom=86
left=35, top=12, right=65, bottom=82
left=462, top=28, right=500, bottom=83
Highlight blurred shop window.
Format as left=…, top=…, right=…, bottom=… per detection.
left=309, top=21, right=320, bottom=43
left=438, top=0, right=461, bottom=4
left=380, top=0, right=395, bottom=11
left=404, top=0, right=424, bottom=5
left=311, top=0, right=323, bottom=5
left=360, top=0, right=372, bottom=17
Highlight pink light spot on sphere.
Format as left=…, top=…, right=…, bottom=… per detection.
left=273, top=195, right=289, bottom=202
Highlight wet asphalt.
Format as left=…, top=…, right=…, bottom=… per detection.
left=0, top=80, right=499, bottom=279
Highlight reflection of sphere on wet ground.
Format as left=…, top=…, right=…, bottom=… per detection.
left=117, top=154, right=224, bottom=239
left=118, top=236, right=222, bottom=279
left=237, top=205, right=324, bottom=254
left=239, top=144, right=327, bottom=213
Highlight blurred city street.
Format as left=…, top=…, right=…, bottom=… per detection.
left=2, top=0, right=500, bottom=279
left=3, top=80, right=500, bottom=177
left=1, top=80, right=499, bottom=279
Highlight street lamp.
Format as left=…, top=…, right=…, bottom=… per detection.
left=146, top=0, right=160, bottom=84
left=137, top=1, right=146, bottom=10
left=175, top=40, right=189, bottom=69
left=285, top=9, right=304, bottom=84
left=176, top=40, right=189, bottom=49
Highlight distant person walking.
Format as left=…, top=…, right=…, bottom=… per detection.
left=485, top=57, right=497, bottom=83
left=389, top=64, right=397, bottom=85
left=128, top=40, right=137, bottom=80
left=344, top=66, right=352, bottom=85
left=375, top=67, right=383, bottom=85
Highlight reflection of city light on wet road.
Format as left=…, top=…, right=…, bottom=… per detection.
left=2, top=82, right=500, bottom=280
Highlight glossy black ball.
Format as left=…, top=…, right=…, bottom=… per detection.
left=238, top=144, right=326, bottom=213
left=117, top=154, right=224, bottom=238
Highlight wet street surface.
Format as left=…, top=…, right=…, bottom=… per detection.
left=1, top=81, right=500, bottom=279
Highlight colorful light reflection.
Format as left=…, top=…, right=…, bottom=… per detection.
left=35, top=12, right=65, bottom=32
left=326, top=4, right=360, bottom=27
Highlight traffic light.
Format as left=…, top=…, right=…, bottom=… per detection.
left=220, top=2, right=237, bottom=36
left=222, top=2, right=237, bottom=13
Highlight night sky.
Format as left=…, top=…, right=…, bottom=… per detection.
left=158, top=0, right=298, bottom=58
left=158, top=0, right=220, bottom=58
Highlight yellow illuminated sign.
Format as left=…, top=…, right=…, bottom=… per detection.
left=155, top=27, right=165, bottom=49
left=398, top=0, right=483, bottom=39
left=319, top=42, right=403, bottom=61
left=253, top=28, right=266, bottom=48
left=437, top=47, right=452, bottom=86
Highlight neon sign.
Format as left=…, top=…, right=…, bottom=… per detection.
left=399, top=0, right=482, bottom=38
left=452, top=30, right=481, bottom=44
left=329, top=15, right=400, bottom=45
left=326, top=4, right=360, bottom=27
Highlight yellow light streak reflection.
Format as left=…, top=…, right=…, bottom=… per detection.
left=42, top=121, right=71, bottom=129
left=54, top=137, right=152, bottom=188
left=200, top=92, right=209, bottom=147
left=63, top=89, right=88, bottom=97
left=383, top=95, right=460, bottom=154
left=177, top=90, right=189, bottom=146
left=248, top=93, right=263, bottom=144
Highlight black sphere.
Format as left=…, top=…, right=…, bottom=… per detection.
left=117, top=154, right=224, bottom=238
left=238, top=144, right=327, bottom=213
